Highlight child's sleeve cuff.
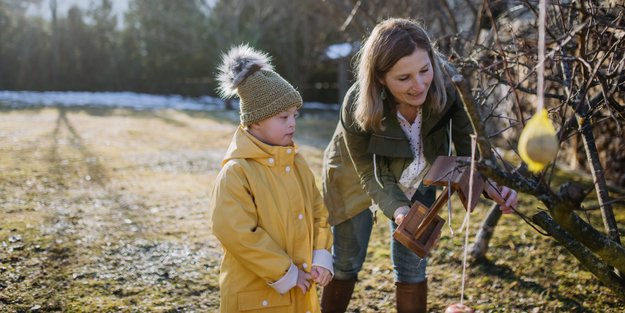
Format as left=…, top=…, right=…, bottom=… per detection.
left=268, top=263, right=298, bottom=294
left=312, top=249, right=334, bottom=276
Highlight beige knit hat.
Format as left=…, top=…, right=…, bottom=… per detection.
left=217, top=44, right=303, bottom=126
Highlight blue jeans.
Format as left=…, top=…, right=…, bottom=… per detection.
left=331, top=208, right=428, bottom=284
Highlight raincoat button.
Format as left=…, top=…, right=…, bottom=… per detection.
left=268, top=158, right=274, bottom=164
left=298, top=213, right=303, bottom=220
left=262, top=300, right=268, bottom=306
left=302, top=262, right=308, bottom=269
left=286, top=148, right=292, bottom=154
left=285, top=166, right=291, bottom=173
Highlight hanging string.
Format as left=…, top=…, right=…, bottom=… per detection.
left=447, top=119, right=454, bottom=236
left=537, top=0, right=546, bottom=112
left=518, top=0, right=558, bottom=173
left=459, top=135, right=478, bottom=305
left=447, top=178, right=454, bottom=236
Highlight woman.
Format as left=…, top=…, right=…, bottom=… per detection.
left=321, top=18, right=517, bottom=313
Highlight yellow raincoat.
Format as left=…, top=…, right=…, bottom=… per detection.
left=211, top=127, right=333, bottom=312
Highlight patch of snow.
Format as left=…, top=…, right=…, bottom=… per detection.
left=0, top=90, right=339, bottom=111
left=0, top=90, right=227, bottom=111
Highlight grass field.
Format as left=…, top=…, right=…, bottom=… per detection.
left=0, top=107, right=623, bottom=312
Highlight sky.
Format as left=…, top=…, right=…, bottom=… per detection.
left=26, top=0, right=130, bottom=24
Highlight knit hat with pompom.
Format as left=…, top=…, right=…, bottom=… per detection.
left=217, top=44, right=303, bottom=126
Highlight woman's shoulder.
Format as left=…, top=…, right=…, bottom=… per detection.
left=339, top=84, right=367, bottom=135
left=438, top=60, right=461, bottom=109
left=340, top=84, right=358, bottom=119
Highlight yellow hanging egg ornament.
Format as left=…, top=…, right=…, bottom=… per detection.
left=518, top=108, right=559, bottom=173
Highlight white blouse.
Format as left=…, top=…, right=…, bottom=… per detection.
left=397, top=109, right=427, bottom=200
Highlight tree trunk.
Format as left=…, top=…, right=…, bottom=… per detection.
left=50, top=0, right=60, bottom=90
left=470, top=203, right=502, bottom=261
left=577, top=114, right=622, bottom=245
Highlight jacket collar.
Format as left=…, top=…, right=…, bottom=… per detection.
left=222, top=126, right=297, bottom=168
left=379, top=91, right=451, bottom=139
left=422, top=83, right=458, bottom=137
left=421, top=103, right=439, bottom=138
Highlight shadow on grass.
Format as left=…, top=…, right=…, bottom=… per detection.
left=48, top=106, right=109, bottom=186
left=473, top=258, right=593, bottom=312
left=2, top=104, right=340, bottom=142
left=1, top=104, right=197, bottom=128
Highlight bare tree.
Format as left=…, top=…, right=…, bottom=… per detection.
left=450, top=0, right=624, bottom=298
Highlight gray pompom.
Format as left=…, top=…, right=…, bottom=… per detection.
left=216, top=44, right=273, bottom=98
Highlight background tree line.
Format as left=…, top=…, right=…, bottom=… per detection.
left=0, top=0, right=512, bottom=102
left=0, top=0, right=345, bottom=102
left=0, top=0, right=510, bottom=102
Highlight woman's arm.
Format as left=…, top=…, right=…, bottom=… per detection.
left=340, top=88, right=411, bottom=220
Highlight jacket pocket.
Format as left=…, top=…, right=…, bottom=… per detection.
left=237, top=289, right=292, bottom=311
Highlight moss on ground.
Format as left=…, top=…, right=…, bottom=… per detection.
left=0, top=107, right=623, bottom=312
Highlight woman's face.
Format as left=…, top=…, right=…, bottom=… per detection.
left=381, top=48, right=434, bottom=110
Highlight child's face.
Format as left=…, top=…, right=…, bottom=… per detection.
left=248, top=106, right=299, bottom=146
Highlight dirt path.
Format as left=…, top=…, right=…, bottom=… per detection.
left=0, top=108, right=235, bottom=311
left=2, top=107, right=624, bottom=312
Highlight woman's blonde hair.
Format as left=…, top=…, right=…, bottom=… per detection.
left=353, top=18, right=447, bottom=133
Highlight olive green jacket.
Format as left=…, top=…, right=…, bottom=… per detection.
left=322, top=82, right=474, bottom=226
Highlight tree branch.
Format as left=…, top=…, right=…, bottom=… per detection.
left=451, top=71, right=494, bottom=162
left=532, top=211, right=625, bottom=301
left=548, top=199, right=625, bottom=275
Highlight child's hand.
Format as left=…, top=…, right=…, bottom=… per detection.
left=310, top=265, right=332, bottom=287
left=296, top=269, right=311, bottom=294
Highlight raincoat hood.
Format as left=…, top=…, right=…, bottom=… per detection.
left=222, top=126, right=298, bottom=168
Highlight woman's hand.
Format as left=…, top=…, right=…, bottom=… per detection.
left=393, top=205, right=411, bottom=224
left=310, top=265, right=332, bottom=287
left=484, top=182, right=518, bottom=214
left=499, top=186, right=518, bottom=213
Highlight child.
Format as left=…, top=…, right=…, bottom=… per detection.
left=210, top=45, right=333, bottom=312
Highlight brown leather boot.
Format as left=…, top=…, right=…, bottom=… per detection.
left=395, top=281, right=427, bottom=313
left=321, top=278, right=357, bottom=313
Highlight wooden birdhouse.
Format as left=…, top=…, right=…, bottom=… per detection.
left=393, top=156, right=486, bottom=258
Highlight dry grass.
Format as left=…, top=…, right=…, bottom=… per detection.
left=0, top=107, right=228, bottom=312
left=0, top=107, right=623, bottom=312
